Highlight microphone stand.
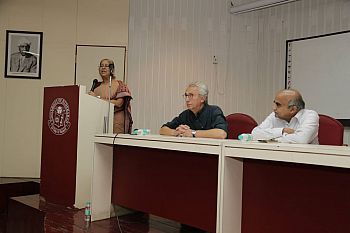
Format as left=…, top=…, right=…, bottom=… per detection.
left=106, top=74, right=112, bottom=133
left=103, top=74, right=112, bottom=134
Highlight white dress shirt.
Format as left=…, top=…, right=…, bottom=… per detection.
left=252, top=109, right=319, bottom=144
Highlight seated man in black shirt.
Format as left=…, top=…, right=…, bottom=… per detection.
left=160, top=81, right=227, bottom=139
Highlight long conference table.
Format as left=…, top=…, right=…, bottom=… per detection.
left=91, top=134, right=350, bottom=233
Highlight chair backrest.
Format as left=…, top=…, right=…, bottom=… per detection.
left=318, top=114, right=344, bottom=146
left=226, top=113, right=258, bottom=139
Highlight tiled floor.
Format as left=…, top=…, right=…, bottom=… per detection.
left=42, top=202, right=206, bottom=233
left=0, top=177, right=40, bottom=233
left=1, top=180, right=206, bottom=233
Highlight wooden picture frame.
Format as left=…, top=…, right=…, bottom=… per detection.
left=5, top=30, right=43, bottom=79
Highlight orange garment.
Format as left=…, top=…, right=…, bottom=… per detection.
left=93, top=80, right=133, bottom=134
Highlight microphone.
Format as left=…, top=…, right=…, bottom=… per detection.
left=108, top=64, right=114, bottom=74
left=90, top=79, right=98, bottom=91
left=108, top=64, right=114, bottom=88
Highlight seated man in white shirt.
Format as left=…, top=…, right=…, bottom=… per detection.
left=252, top=89, right=319, bottom=144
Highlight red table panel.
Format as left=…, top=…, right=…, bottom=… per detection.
left=112, top=145, right=218, bottom=232
left=242, top=158, right=350, bottom=233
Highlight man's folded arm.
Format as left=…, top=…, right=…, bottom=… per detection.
left=159, top=125, right=177, bottom=136
left=277, top=113, right=319, bottom=144
left=251, top=113, right=283, bottom=140
left=195, top=128, right=227, bottom=139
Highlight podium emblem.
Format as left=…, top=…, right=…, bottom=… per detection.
left=48, top=98, right=71, bottom=135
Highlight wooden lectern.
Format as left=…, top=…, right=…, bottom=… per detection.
left=40, top=85, right=113, bottom=208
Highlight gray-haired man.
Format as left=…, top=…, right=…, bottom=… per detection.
left=160, top=81, right=228, bottom=139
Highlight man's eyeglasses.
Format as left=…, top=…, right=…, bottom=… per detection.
left=182, top=93, right=197, bottom=100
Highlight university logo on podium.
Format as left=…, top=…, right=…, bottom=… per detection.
left=48, top=97, right=71, bottom=135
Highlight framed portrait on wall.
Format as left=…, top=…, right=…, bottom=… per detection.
left=4, top=30, right=43, bottom=79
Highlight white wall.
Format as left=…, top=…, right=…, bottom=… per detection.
left=0, top=0, right=129, bottom=177
left=127, top=0, right=350, bottom=144
left=128, top=0, right=231, bottom=131
left=1, top=0, right=350, bottom=178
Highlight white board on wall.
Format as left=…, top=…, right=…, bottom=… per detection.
left=286, top=30, right=350, bottom=123
left=75, top=45, right=126, bottom=91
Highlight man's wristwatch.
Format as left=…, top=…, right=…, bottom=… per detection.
left=191, top=130, right=197, bottom=137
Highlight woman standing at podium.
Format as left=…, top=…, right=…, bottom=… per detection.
left=88, top=58, right=133, bottom=134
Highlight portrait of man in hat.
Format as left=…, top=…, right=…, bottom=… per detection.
left=10, top=37, right=37, bottom=73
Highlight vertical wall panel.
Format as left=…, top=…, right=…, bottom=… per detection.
left=128, top=0, right=350, bottom=144
left=128, top=0, right=230, bottom=132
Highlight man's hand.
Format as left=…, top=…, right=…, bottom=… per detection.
left=175, top=125, right=192, bottom=137
left=283, top=128, right=295, bottom=134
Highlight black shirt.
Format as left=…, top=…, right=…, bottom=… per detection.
left=163, top=104, right=228, bottom=133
